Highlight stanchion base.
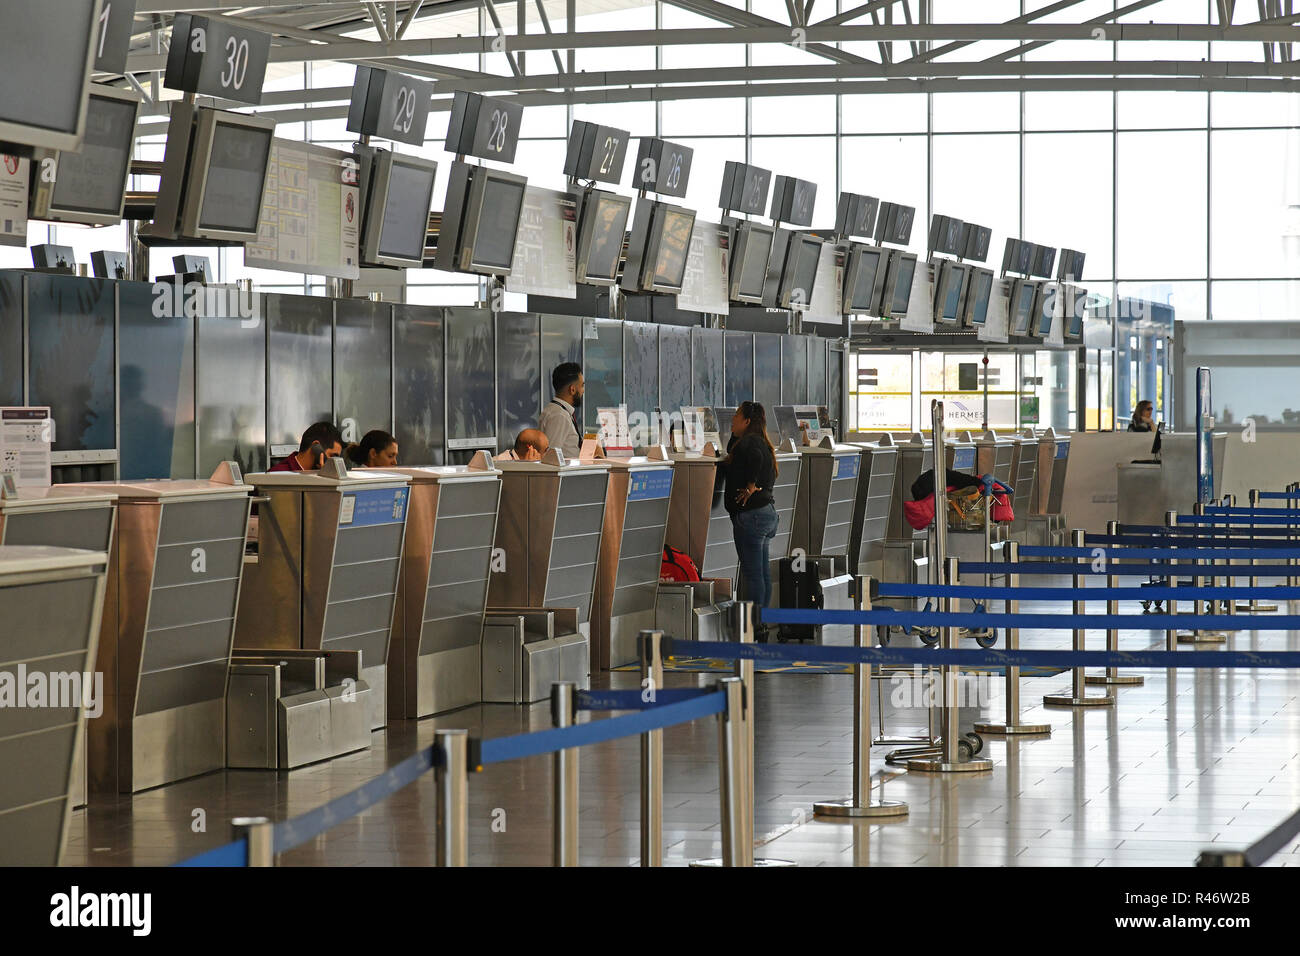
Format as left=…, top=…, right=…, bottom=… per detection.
left=1084, top=673, right=1144, bottom=686
left=973, top=721, right=1051, bottom=735
left=906, top=757, right=994, bottom=773
left=813, top=798, right=909, bottom=818
left=690, top=858, right=798, bottom=867
left=1043, top=693, right=1114, bottom=707
left=1176, top=631, right=1228, bottom=644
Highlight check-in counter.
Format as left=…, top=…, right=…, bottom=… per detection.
left=382, top=458, right=501, bottom=718
left=1026, top=428, right=1071, bottom=545
left=62, top=469, right=252, bottom=794
left=882, top=433, right=931, bottom=602
left=943, top=440, right=1006, bottom=573
left=845, top=439, right=898, bottom=581
left=0, top=484, right=117, bottom=808
left=945, top=431, right=977, bottom=472
left=0, top=546, right=108, bottom=865
left=593, top=456, right=674, bottom=669
left=974, top=429, right=1016, bottom=486
left=784, top=438, right=859, bottom=641
left=661, top=449, right=736, bottom=643
left=1117, top=432, right=1228, bottom=527
left=484, top=454, right=609, bottom=702
left=235, top=467, right=410, bottom=735
left=1007, top=429, right=1041, bottom=541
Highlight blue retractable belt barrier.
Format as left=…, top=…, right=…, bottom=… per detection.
left=1179, top=514, right=1299, bottom=525
left=1020, top=545, right=1300, bottom=560
left=478, top=690, right=726, bottom=766
left=1257, top=491, right=1300, bottom=500
left=576, top=687, right=715, bottom=711
left=959, top=561, right=1300, bottom=576
left=1121, top=523, right=1296, bottom=536
left=761, top=607, right=1300, bottom=630
left=1084, top=535, right=1297, bottom=549
left=662, top=638, right=1300, bottom=669
left=1205, top=506, right=1300, bottom=516
left=174, top=839, right=249, bottom=868
left=874, top=583, right=1300, bottom=601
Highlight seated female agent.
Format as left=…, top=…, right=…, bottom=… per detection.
left=347, top=430, right=399, bottom=468
left=1128, top=400, right=1156, bottom=433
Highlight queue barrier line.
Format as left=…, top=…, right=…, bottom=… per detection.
left=1019, top=545, right=1300, bottom=560
left=575, top=687, right=715, bottom=711
left=1241, top=809, right=1300, bottom=867
left=664, top=637, right=1300, bottom=669
left=959, top=560, right=1300, bottom=576
left=761, top=607, right=1300, bottom=631
left=173, top=839, right=249, bottom=868
left=874, top=583, right=1300, bottom=601
left=1257, top=491, right=1300, bottom=500
left=1205, top=506, right=1300, bottom=516
left=1178, top=514, right=1299, bottom=526
left=1121, top=523, right=1296, bottom=537
left=1084, top=534, right=1297, bottom=548
left=478, top=689, right=726, bottom=766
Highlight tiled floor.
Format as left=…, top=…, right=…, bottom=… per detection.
left=64, top=591, right=1300, bottom=867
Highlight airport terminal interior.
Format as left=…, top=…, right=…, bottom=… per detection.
left=5, top=0, right=1300, bottom=879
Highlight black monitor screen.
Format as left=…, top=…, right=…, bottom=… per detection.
left=652, top=207, right=694, bottom=288
left=940, top=264, right=966, bottom=321
left=849, top=247, right=883, bottom=312
left=890, top=256, right=916, bottom=315
left=583, top=193, right=629, bottom=282
left=198, top=122, right=273, bottom=233
left=737, top=226, right=773, bottom=299
left=472, top=176, right=526, bottom=271
left=968, top=271, right=993, bottom=325
left=788, top=237, right=820, bottom=306
left=50, top=93, right=136, bottom=216
left=377, top=159, right=436, bottom=263
left=0, top=1, right=95, bottom=138
left=1012, top=282, right=1036, bottom=334
left=1069, top=288, right=1086, bottom=336
left=1037, top=286, right=1055, bottom=334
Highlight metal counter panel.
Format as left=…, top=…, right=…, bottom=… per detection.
left=198, top=310, right=267, bottom=476
left=582, top=320, right=623, bottom=433
left=623, top=322, right=659, bottom=423
left=782, top=335, right=808, bottom=405
left=394, top=305, right=445, bottom=465
left=809, top=338, right=828, bottom=407
left=693, top=328, right=724, bottom=407
left=724, top=332, right=754, bottom=407
left=445, top=307, right=497, bottom=449
left=0, top=576, right=100, bottom=661
left=771, top=455, right=801, bottom=558
left=659, top=325, right=692, bottom=416
left=119, top=280, right=196, bottom=481
left=335, top=299, right=393, bottom=436
left=754, top=334, right=782, bottom=433
left=496, top=312, right=541, bottom=454
left=1, top=508, right=114, bottom=551
left=0, top=272, right=20, bottom=405
left=266, top=294, right=334, bottom=448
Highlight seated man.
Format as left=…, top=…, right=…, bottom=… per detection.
left=496, top=428, right=550, bottom=462
left=268, top=421, right=344, bottom=472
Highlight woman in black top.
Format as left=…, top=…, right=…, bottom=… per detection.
left=1128, top=400, right=1155, bottom=432
left=719, top=401, right=780, bottom=638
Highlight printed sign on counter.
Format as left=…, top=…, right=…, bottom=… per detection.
left=597, top=405, right=633, bottom=455
left=339, top=486, right=408, bottom=527
left=0, top=155, right=29, bottom=248
left=628, top=468, right=674, bottom=501
left=0, top=407, right=53, bottom=488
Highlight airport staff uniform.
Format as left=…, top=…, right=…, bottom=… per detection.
left=539, top=397, right=581, bottom=459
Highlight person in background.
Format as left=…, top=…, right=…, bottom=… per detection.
left=539, top=362, right=584, bottom=459
left=1128, top=400, right=1156, bottom=432
left=718, top=401, right=780, bottom=640
left=497, top=428, right=550, bottom=461
left=268, top=421, right=344, bottom=472
left=347, top=430, right=399, bottom=468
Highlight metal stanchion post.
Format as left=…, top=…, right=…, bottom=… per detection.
left=1240, top=490, right=1276, bottom=613
left=909, top=557, right=993, bottom=772
left=638, top=630, right=664, bottom=867
left=1179, top=503, right=1226, bottom=644
left=716, top=677, right=751, bottom=867
left=1088, top=520, right=1143, bottom=687
left=1044, top=530, right=1113, bottom=707
left=231, top=817, right=274, bottom=867
left=977, top=541, right=1051, bottom=735
left=1166, top=511, right=1179, bottom=653
left=552, top=682, right=579, bottom=867
left=434, top=729, right=469, bottom=867
left=815, top=575, right=909, bottom=817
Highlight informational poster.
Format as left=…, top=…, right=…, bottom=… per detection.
left=802, top=243, right=844, bottom=326
left=0, top=407, right=53, bottom=488
left=1020, top=395, right=1041, bottom=425
left=597, top=405, right=633, bottom=455
left=676, top=221, right=729, bottom=315
left=505, top=186, right=577, bottom=298
left=899, top=259, right=935, bottom=333
left=979, top=278, right=1012, bottom=344
left=245, top=139, right=360, bottom=279
left=0, top=155, right=30, bottom=248
left=679, top=406, right=721, bottom=452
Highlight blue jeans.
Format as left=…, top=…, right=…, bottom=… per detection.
left=732, top=503, right=779, bottom=620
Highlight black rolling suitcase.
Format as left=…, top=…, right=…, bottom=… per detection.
left=777, top=557, right=823, bottom=643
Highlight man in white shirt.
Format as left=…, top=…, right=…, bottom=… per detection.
left=538, top=361, right=584, bottom=459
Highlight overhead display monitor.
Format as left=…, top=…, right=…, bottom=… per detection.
left=1065, top=285, right=1087, bottom=340
left=1009, top=279, right=1038, bottom=335
left=647, top=203, right=696, bottom=293
left=729, top=220, right=775, bottom=304
left=0, top=0, right=98, bottom=155
left=843, top=243, right=886, bottom=315
left=564, top=120, right=629, bottom=186
left=445, top=90, right=524, bottom=164
left=347, top=66, right=432, bottom=147
left=575, top=188, right=631, bottom=286
left=933, top=259, right=968, bottom=325
left=1030, top=281, right=1061, bottom=337
left=178, top=108, right=276, bottom=243
left=361, top=151, right=438, bottom=268
left=962, top=267, right=994, bottom=327
left=29, top=85, right=140, bottom=226
left=880, top=249, right=918, bottom=319
left=777, top=233, right=821, bottom=309
left=458, top=167, right=528, bottom=275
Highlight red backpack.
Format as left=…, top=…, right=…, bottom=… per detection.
left=661, top=545, right=701, bottom=582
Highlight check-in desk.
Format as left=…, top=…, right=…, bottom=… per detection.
left=1117, top=433, right=1228, bottom=526
left=883, top=433, right=932, bottom=603
left=1007, top=429, right=1042, bottom=542
left=234, top=468, right=410, bottom=766
left=484, top=456, right=609, bottom=703
left=845, top=440, right=898, bottom=582
left=383, top=460, right=501, bottom=718
left=593, top=456, right=674, bottom=670
left=660, top=449, right=736, bottom=645
left=944, top=442, right=1007, bottom=573
left=62, top=472, right=252, bottom=794
left=1026, top=428, right=1071, bottom=545
left=785, top=439, right=860, bottom=641
left=0, top=546, right=108, bottom=865
left=0, top=484, right=117, bottom=808
left=974, top=429, right=1016, bottom=486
